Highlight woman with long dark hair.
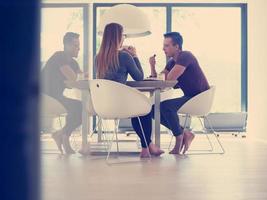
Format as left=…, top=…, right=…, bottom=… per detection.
left=95, top=23, right=164, bottom=158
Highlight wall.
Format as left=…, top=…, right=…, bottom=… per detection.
left=247, top=0, right=267, bottom=141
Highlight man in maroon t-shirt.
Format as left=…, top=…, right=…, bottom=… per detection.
left=132, top=32, right=210, bottom=157
left=152, top=32, right=210, bottom=154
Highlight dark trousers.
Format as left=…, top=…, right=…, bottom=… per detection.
left=131, top=96, right=190, bottom=148
left=54, top=95, right=82, bottom=136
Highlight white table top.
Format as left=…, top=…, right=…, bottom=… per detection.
left=65, top=79, right=178, bottom=92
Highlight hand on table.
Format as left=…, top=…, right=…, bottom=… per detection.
left=122, top=45, right=137, bottom=58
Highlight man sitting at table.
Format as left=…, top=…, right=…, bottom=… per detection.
left=132, top=32, right=210, bottom=154
left=42, top=32, right=85, bottom=154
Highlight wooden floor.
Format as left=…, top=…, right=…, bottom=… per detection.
left=41, top=134, right=267, bottom=200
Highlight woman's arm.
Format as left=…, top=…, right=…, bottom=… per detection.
left=122, top=51, right=144, bottom=81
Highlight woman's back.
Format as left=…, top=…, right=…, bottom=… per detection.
left=100, top=50, right=144, bottom=84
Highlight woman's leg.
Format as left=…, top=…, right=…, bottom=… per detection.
left=131, top=112, right=164, bottom=157
left=131, top=113, right=152, bottom=149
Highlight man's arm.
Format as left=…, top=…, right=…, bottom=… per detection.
left=149, top=55, right=186, bottom=80
left=149, top=55, right=157, bottom=77
left=60, top=65, right=77, bottom=81
left=149, top=55, right=176, bottom=79
left=166, top=64, right=186, bottom=81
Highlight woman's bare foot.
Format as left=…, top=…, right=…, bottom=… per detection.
left=182, top=130, right=195, bottom=154
left=140, top=148, right=151, bottom=158
left=51, top=131, right=63, bottom=154
left=62, top=135, right=75, bottom=154
left=149, top=143, right=165, bottom=156
left=169, top=135, right=183, bottom=154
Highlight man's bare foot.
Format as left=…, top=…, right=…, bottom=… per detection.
left=62, top=135, right=75, bottom=154
left=182, top=130, right=195, bottom=154
left=78, top=144, right=91, bottom=156
left=149, top=143, right=165, bottom=156
left=51, top=131, right=63, bottom=154
left=140, top=148, right=151, bottom=158
left=169, top=135, right=183, bottom=154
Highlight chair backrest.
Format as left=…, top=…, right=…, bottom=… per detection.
left=41, top=94, right=67, bottom=117
left=178, top=86, right=216, bottom=116
left=89, top=79, right=152, bottom=119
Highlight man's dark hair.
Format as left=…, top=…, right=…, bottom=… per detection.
left=164, top=32, right=183, bottom=50
left=63, top=32, right=80, bottom=46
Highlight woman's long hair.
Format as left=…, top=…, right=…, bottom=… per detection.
left=96, top=23, right=123, bottom=78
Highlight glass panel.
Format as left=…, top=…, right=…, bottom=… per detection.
left=96, top=7, right=166, bottom=78
left=172, top=7, right=241, bottom=112
left=95, top=6, right=167, bottom=131
left=41, top=7, right=84, bottom=135
left=41, top=8, right=84, bottom=70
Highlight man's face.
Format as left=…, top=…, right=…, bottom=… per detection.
left=65, top=38, right=80, bottom=58
left=163, top=37, right=179, bottom=57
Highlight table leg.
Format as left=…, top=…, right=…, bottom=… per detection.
left=82, top=91, right=89, bottom=149
left=154, top=89, right=161, bottom=147
left=97, top=117, right=102, bottom=142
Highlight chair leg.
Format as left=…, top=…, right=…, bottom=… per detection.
left=90, top=118, right=109, bottom=152
left=114, top=119, right=120, bottom=156
left=105, top=118, right=150, bottom=164
left=205, top=116, right=225, bottom=154
left=184, top=116, right=225, bottom=155
left=89, top=117, right=101, bottom=138
left=198, top=117, right=214, bottom=152
left=106, top=124, right=116, bottom=163
left=137, top=117, right=151, bottom=159
left=101, top=120, right=110, bottom=151
left=172, top=114, right=226, bottom=155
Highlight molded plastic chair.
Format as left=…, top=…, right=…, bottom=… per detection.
left=41, top=94, right=67, bottom=153
left=169, top=86, right=225, bottom=154
left=89, top=79, right=153, bottom=163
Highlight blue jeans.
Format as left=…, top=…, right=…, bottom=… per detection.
left=131, top=96, right=191, bottom=148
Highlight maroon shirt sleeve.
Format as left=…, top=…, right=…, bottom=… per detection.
left=175, top=51, right=193, bottom=68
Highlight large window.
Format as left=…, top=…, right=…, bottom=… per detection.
left=95, top=6, right=166, bottom=78
left=41, top=7, right=84, bottom=70
left=41, top=5, right=86, bottom=99
left=41, top=4, right=88, bottom=134
left=94, top=3, right=247, bottom=112
left=172, top=7, right=242, bottom=112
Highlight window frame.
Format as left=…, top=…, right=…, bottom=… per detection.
left=41, top=3, right=89, bottom=77
left=93, top=2, right=247, bottom=112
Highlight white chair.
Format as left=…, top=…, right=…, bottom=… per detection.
left=41, top=94, right=67, bottom=130
left=85, top=89, right=106, bottom=149
left=169, top=86, right=225, bottom=154
left=41, top=93, right=98, bottom=154
left=89, top=79, right=153, bottom=163
left=40, top=94, right=67, bottom=153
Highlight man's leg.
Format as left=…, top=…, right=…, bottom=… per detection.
left=156, top=96, right=193, bottom=154
left=56, top=96, right=82, bottom=154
